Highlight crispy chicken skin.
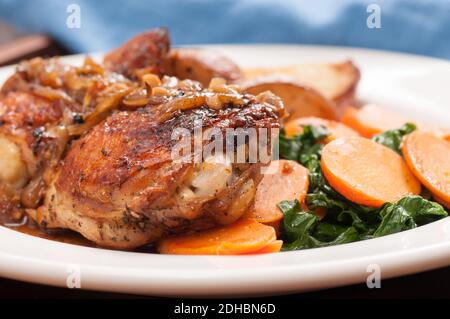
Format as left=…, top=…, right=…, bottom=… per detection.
left=0, top=91, right=73, bottom=194
left=104, top=28, right=170, bottom=79
left=39, top=87, right=282, bottom=249
left=103, top=28, right=243, bottom=85
left=0, top=92, right=69, bottom=146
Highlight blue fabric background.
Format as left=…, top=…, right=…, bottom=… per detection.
left=0, top=0, right=449, bottom=59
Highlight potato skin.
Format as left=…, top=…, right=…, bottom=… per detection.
left=244, top=60, right=360, bottom=111
left=165, top=48, right=243, bottom=86
left=241, top=76, right=336, bottom=121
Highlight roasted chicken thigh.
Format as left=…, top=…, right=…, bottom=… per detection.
left=38, top=78, right=283, bottom=249
left=0, top=27, right=284, bottom=250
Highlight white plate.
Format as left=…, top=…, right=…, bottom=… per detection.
left=0, top=45, right=449, bottom=297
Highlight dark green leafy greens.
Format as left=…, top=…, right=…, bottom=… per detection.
left=279, top=199, right=360, bottom=251
left=278, top=124, right=447, bottom=251
left=278, top=125, right=328, bottom=164
left=372, top=123, right=416, bottom=153
left=279, top=196, right=447, bottom=250
left=373, top=196, right=448, bottom=237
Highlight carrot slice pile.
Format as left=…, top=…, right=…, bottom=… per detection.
left=244, top=160, right=309, bottom=223
left=402, top=131, right=450, bottom=208
left=157, top=218, right=277, bottom=255
left=284, top=116, right=359, bottom=142
left=321, top=136, right=421, bottom=207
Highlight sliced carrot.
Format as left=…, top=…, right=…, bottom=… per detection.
left=341, top=104, right=450, bottom=139
left=247, top=240, right=283, bottom=254
left=313, top=207, right=327, bottom=220
left=284, top=116, right=359, bottom=143
left=420, top=126, right=450, bottom=141
left=402, top=131, right=450, bottom=206
left=157, top=218, right=276, bottom=255
left=341, top=105, right=410, bottom=138
left=264, top=219, right=282, bottom=235
left=321, top=136, right=421, bottom=207
left=244, top=160, right=309, bottom=223
left=434, top=194, right=450, bottom=210
left=435, top=128, right=450, bottom=142
left=419, top=121, right=450, bottom=140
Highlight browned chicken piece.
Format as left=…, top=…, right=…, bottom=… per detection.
left=38, top=78, right=283, bottom=249
left=102, top=28, right=243, bottom=86
left=0, top=28, right=280, bottom=249
left=0, top=57, right=138, bottom=217
left=103, top=28, right=170, bottom=79
left=0, top=90, right=73, bottom=186
left=0, top=90, right=78, bottom=215
left=2, top=57, right=135, bottom=126
left=1, top=57, right=141, bottom=144
left=165, top=48, right=243, bottom=86
left=0, top=58, right=85, bottom=221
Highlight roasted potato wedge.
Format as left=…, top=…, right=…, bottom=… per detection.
left=244, top=60, right=360, bottom=108
left=241, top=76, right=336, bottom=121
left=165, top=48, right=243, bottom=86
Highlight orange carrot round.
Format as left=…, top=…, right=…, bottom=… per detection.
left=284, top=116, right=359, bottom=142
left=157, top=218, right=276, bottom=255
left=321, top=136, right=421, bottom=207
left=264, top=220, right=282, bottom=235
left=247, top=240, right=283, bottom=254
left=434, top=194, right=450, bottom=210
left=245, top=160, right=309, bottom=223
left=341, top=105, right=410, bottom=138
left=402, top=130, right=450, bottom=206
left=341, top=104, right=450, bottom=140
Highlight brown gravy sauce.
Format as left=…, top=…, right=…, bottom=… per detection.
left=9, top=221, right=95, bottom=247
left=5, top=221, right=156, bottom=253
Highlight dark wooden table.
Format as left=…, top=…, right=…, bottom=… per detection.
left=0, top=21, right=68, bottom=66
left=1, top=266, right=450, bottom=299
